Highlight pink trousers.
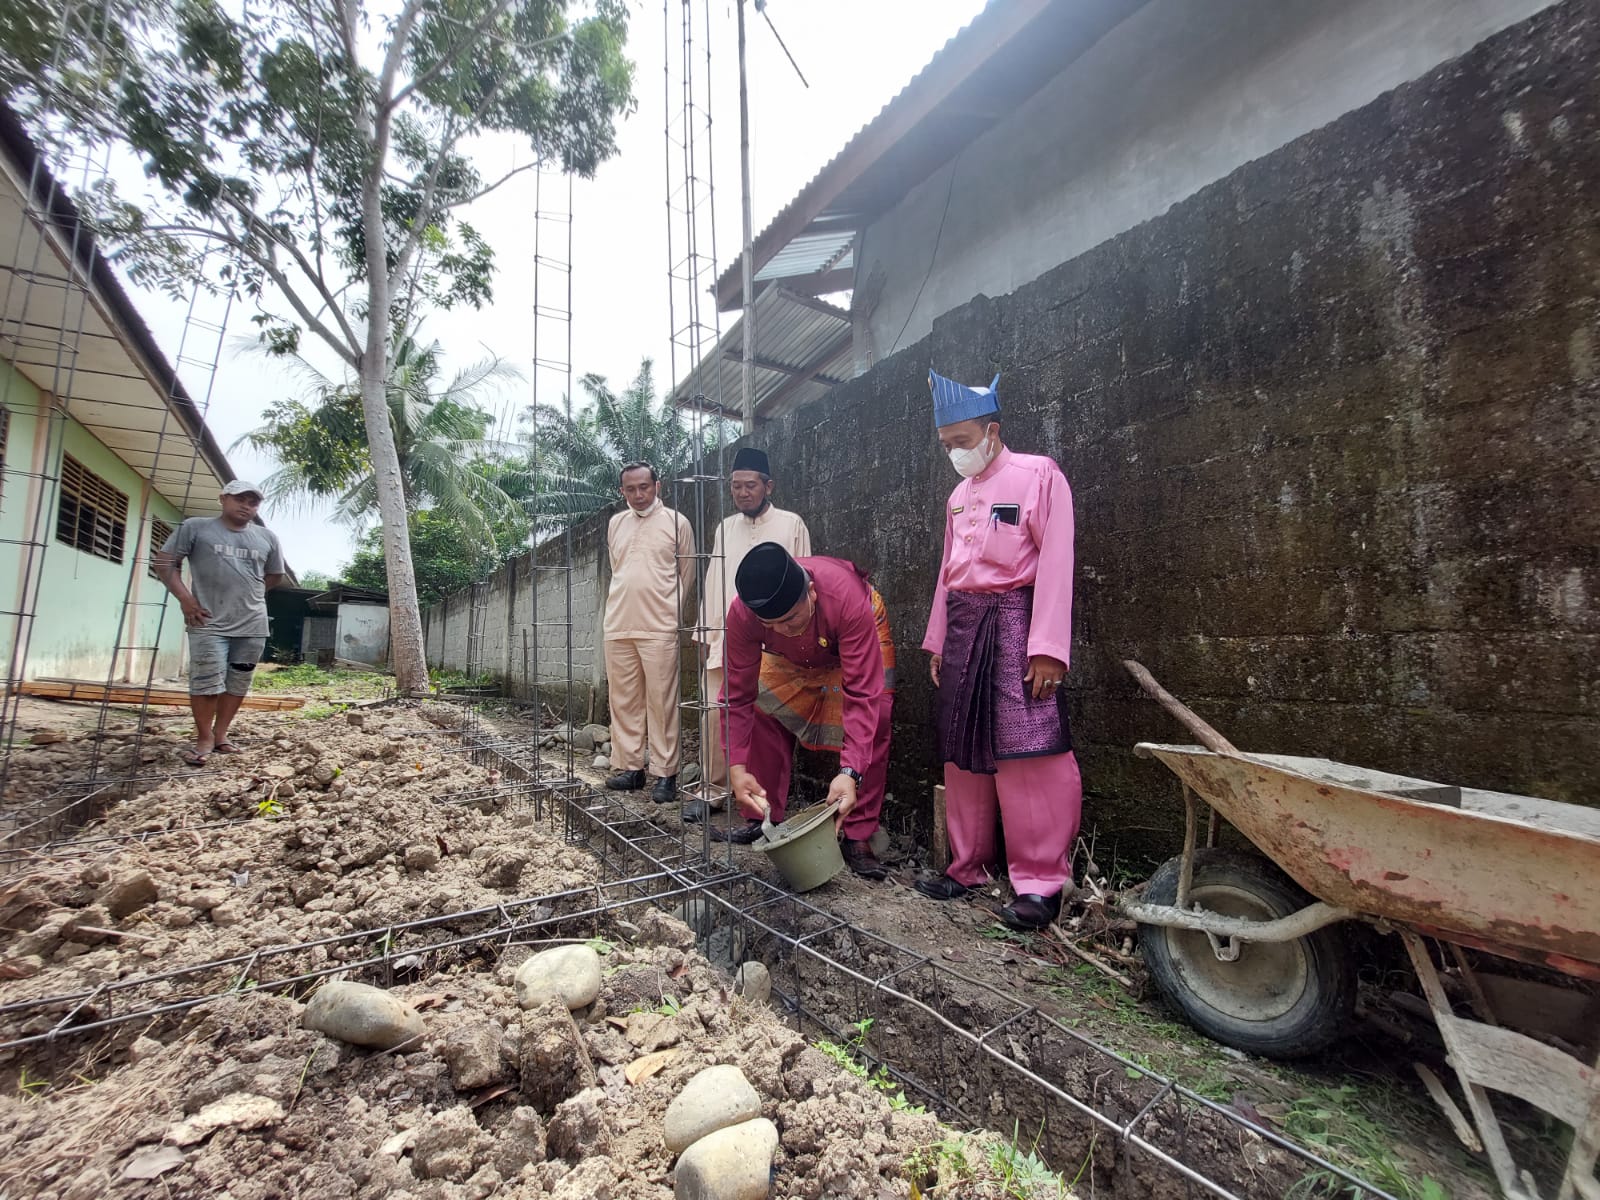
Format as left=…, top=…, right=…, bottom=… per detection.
left=944, top=751, right=1081, bottom=897
left=741, top=700, right=889, bottom=842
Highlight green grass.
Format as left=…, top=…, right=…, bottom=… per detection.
left=254, top=663, right=391, bottom=699
left=1281, top=1085, right=1448, bottom=1200
left=430, top=667, right=497, bottom=691
left=815, top=1018, right=927, bottom=1116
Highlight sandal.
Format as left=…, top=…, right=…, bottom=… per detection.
left=182, top=749, right=210, bottom=766
left=213, top=741, right=244, bottom=754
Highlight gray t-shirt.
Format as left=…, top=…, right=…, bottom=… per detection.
left=162, top=517, right=285, bottom=637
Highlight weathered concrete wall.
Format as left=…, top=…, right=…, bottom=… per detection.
left=425, top=504, right=610, bottom=720
left=429, top=0, right=1600, bottom=863
left=856, top=0, right=1556, bottom=365
left=336, top=602, right=389, bottom=667
left=821, top=0, right=1600, bottom=858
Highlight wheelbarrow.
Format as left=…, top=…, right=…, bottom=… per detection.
left=1117, top=661, right=1600, bottom=1200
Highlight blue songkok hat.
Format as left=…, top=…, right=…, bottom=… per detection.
left=929, top=368, right=1000, bottom=426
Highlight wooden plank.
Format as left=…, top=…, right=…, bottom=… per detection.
left=1436, top=1011, right=1596, bottom=1128
left=932, top=784, right=949, bottom=873
left=18, top=680, right=305, bottom=711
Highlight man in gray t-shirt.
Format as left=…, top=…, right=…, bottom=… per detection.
left=156, top=480, right=286, bottom=764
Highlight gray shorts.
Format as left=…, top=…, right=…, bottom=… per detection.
left=187, top=633, right=266, bottom=697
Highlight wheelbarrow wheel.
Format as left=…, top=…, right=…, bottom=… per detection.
left=1140, top=848, right=1355, bottom=1059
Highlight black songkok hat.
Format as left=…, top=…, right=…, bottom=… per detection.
left=731, top=446, right=771, bottom=476
left=736, top=542, right=806, bottom=620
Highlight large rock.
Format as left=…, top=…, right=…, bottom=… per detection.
left=514, top=945, right=601, bottom=1011
left=673, top=1118, right=779, bottom=1200
left=570, top=729, right=595, bottom=753
left=302, top=981, right=424, bottom=1049
left=546, top=1086, right=610, bottom=1162
left=582, top=724, right=611, bottom=745
left=734, top=962, right=771, bottom=1006
left=664, top=1065, right=762, bottom=1154
left=441, top=1020, right=507, bottom=1090
left=412, top=1106, right=493, bottom=1181
left=102, top=871, right=159, bottom=919
left=519, top=1000, right=596, bottom=1113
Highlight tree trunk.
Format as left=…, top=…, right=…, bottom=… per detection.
left=358, top=104, right=430, bottom=695
left=357, top=359, right=429, bottom=693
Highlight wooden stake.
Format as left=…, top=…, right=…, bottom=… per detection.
left=931, top=784, right=949, bottom=873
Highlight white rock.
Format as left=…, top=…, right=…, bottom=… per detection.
left=514, top=945, right=602, bottom=1011
left=593, top=755, right=610, bottom=769
left=165, top=1093, right=284, bottom=1147
left=734, top=962, right=771, bottom=1006
left=673, top=1118, right=779, bottom=1200
left=664, top=1065, right=762, bottom=1153
left=302, top=981, right=424, bottom=1049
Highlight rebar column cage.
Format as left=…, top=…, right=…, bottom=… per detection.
left=0, top=2, right=237, bottom=861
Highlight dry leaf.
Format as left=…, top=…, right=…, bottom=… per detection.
left=940, top=948, right=967, bottom=962
left=668, top=963, right=689, bottom=979
left=606, top=1016, right=631, bottom=1031
left=469, top=1084, right=514, bottom=1108
left=123, top=1146, right=184, bottom=1180
left=410, top=993, right=448, bottom=1011
left=624, top=1049, right=680, bottom=1085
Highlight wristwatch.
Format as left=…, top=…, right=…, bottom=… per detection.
left=836, top=767, right=863, bottom=784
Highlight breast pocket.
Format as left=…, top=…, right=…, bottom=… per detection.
left=979, top=521, right=1028, bottom=570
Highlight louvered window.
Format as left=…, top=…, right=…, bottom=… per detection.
left=147, top=517, right=175, bottom=579
left=55, top=454, right=128, bottom=563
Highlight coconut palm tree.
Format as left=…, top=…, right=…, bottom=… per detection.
left=519, top=359, right=732, bottom=529
left=235, top=328, right=524, bottom=551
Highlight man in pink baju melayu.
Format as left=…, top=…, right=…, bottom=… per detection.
left=917, top=368, right=1083, bottom=931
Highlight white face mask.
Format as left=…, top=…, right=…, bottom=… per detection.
left=947, top=432, right=995, bottom=478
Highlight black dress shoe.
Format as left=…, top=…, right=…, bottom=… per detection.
left=650, top=774, right=678, bottom=804
left=709, top=819, right=765, bottom=845
left=605, top=769, right=646, bottom=791
left=999, top=892, right=1062, bottom=931
left=913, top=875, right=971, bottom=901
left=681, top=799, right=722, bottom=823
left=841, top=839, right=888, bottom=880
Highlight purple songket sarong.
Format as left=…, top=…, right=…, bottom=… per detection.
left=936, top=588, right=1072, bottom=775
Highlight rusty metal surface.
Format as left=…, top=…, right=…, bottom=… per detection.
left=1137, top=744, right=1600, bottom=968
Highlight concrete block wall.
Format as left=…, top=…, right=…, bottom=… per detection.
left=425, top=0, right=1599, bottom=861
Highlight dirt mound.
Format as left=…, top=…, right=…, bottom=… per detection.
left=0, top=702, right=1073, bottom=1199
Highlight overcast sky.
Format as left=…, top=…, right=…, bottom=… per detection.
left=119, top=0, right=987, bottom=575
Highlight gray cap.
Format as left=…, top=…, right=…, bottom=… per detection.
left=221, top=480, right=263, bottom=497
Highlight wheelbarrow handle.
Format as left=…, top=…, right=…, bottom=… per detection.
left=1122, top=660, right=1240, bottom=755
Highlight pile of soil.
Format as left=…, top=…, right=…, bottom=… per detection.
left=0, top=702, right=1076, bottom=1200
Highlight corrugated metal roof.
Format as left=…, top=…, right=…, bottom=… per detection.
left=671, top=287, right=852, bottom=420
left=715, top=0, right=1146, bottom=310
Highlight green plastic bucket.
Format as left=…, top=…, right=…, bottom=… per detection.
left=756, top=801, right=843, bottom=892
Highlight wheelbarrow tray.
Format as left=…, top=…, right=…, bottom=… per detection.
left=1135, top=743, right=1600, bottom=972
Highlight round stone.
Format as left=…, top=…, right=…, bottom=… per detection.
left=672, top=1118, right=779, bottom=1200
left=514, top=945, right=602, bottom=1011
left=664, top=1065, right=762, bottom=1154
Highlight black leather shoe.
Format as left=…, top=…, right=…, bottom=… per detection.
left=914, top=875, right=971, bottom=901
left=650, top=774, right=678, bottom=804
left=1000, top=892, right=1062, bottom=931
left=681, top=799, right=721, bottom=824
left=841, top=839, right=888, bottom=880
left=606, top=769, right=646, bottom=791
left=709, top=819, right=765, bottom=845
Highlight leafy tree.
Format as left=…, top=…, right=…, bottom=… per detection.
left=523, top=358, right=732, bottom=527
left=234, top=328, right=524, bottom=548
left=343, top=505, right=527, bottom=608
left=298, top=570, right=336, bottom=591
left=2, top=0, right=635, bottom=693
